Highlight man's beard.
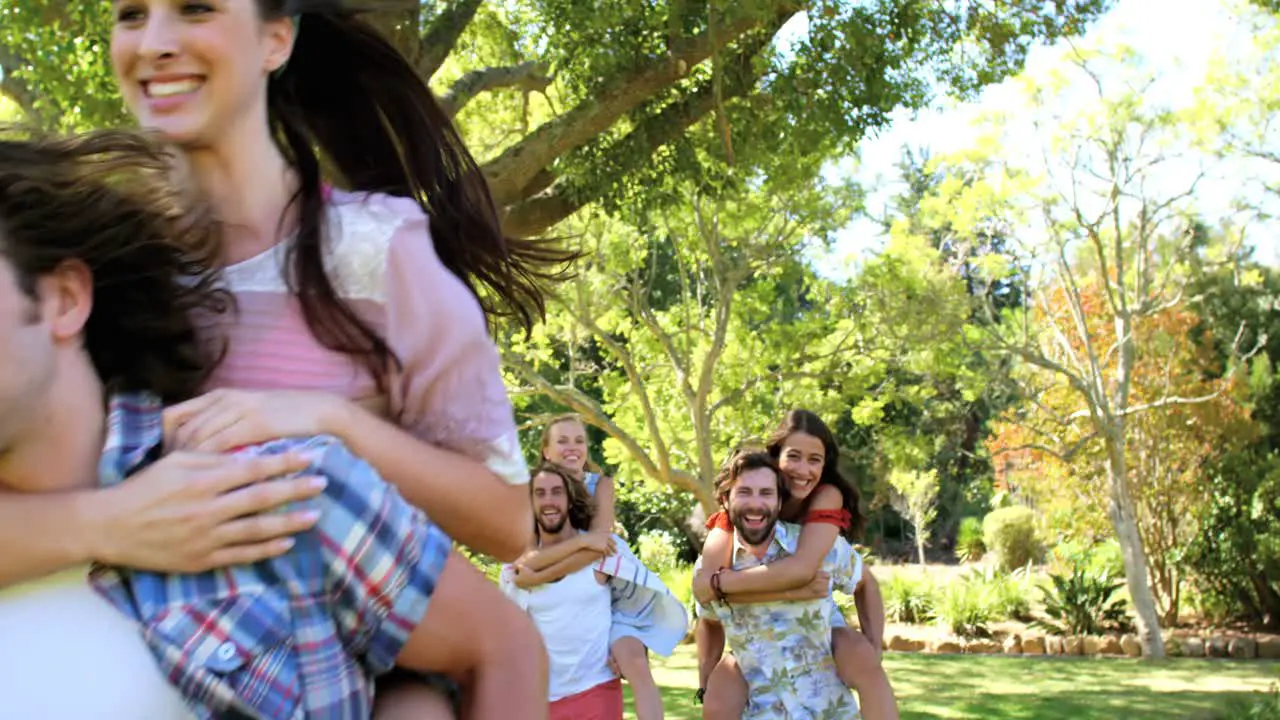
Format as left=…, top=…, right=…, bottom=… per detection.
left=729, top=505, right=779, bottom=546
left=535, top=507, right=568, bottom=535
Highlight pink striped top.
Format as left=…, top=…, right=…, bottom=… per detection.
left=199, top=188, right=527, bottom=485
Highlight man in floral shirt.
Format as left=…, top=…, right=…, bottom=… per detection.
left=696, top=450, right=861, bottom=719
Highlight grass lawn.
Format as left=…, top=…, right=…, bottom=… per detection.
left=624, top=645, right=1280, bottom=719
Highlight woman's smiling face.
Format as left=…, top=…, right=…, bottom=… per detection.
left=543, top=419, right=588, bottom=473
left=110, top=0, right=293, bottom=147
left=777, top=431, right=825, bottom=501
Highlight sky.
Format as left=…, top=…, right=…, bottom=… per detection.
left=822, top=0, right=1279, bottom=273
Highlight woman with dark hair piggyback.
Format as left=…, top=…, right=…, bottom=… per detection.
left=694, top=409, right=900, bottom=719
left=0, top=1, right=576, bottom=717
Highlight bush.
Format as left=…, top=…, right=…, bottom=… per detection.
left=956, top=516, right=986, bottom=562
left=637, top=529, right=682, bottom=574
left=964, top=566, right=1033, bottom=622
left=1182, top=449, right=1280, bottom=628
left=1031, top=563, right=1131, bottom=636
left=983, top=506, right=1040, bottom=572
left=659, top=563, right=696, bottom=621
left=1085, top=540, right=1126, bottom=579
left=883, top=573, right=936, bottom=625
left=935, top=581, right=994, bottom=638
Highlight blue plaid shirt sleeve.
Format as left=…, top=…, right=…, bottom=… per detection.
left=284, top=435, right=452, bottom=674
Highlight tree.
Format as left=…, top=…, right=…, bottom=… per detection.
left=1182, top=259, right=1280, bottom=628
left=867, top=147, right=1027, bottom=550
left=0, top=1, right=1113, bottom=236
left=503, top=171, right=863, bottom=518
left=927, top=48, right=1259, bottom=657
left=887, top=468, right=939, bottom=565
left=989, top=285, right=1252, bottom=625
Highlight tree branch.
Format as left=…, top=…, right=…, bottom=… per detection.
left=560, top=282, right=681, bottom=484
left=417, top=0, right=483, bottom=80
left=991, top=433, right=1099, bottom=464
left=442, top=61, right=552, bottom=117
left=500, top=26, right=777, bottom=236
left=483, top=3, right=799, bottom=206
left=504, top=353, right=711, bottom=505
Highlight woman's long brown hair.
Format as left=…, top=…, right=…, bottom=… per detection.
left=260, top=1, right=576, bottom=388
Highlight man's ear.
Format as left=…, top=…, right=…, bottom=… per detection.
left=40, top=260, right=93, bottom=343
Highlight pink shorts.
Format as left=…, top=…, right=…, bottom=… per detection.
left=549, top=678, right=623, bottom=720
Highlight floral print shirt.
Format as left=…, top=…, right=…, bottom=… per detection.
left=697, top=521, right=862, bottom=719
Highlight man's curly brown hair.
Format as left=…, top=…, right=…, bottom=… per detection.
left=0, top=128, right=229, bottom=402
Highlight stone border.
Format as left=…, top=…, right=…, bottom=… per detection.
left=884, top=632, right=1280, bottom=659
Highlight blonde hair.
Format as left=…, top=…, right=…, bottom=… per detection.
left=539, top=413, right=604, bottom=475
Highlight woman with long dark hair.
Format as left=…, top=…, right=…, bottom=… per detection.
left=693, top=409, right=899, bottom=719
left=1, top=1, right=570, bottom=716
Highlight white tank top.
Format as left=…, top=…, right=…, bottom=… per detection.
left=0, top=567, right=194, bottom=720
left=525, top=563, right=616, bottom=701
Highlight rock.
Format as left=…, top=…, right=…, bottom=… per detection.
left=1183, top=637, right=1205, bottom=658
left=966, top=639, right=1001, bottom=654
left=1064, top=636, right=1085, bottom=656
left=1258, top=637, right=1280, bottom=660
left=1229, top=638, right=1259, bottom=660
left=1165, top=636, right=1183, bottom=657
left=887, top=635, right=926, bottom=653
left=931, top=639, right=963, bottom=654
left=1022, top=636, right=1047, bottom=655
left=1083, top=636, right=1103, bottom=655
left=1120, top=635, right=1142, bottom=657
left=1208, top=636, right=1230, bottom=658
left=1003, top=635, right=1023, bottom=655
left=1099, top=636, right=1125, bottom=656
left=1045, top=636, right=1065, bottom=655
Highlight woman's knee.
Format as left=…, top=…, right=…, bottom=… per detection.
left=702, top=656, right=747, bottom=720
left=610, top=636, right=653, bottom=678
left=832, top=627, right=888, bottom=690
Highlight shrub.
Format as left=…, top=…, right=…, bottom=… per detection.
left=983, top=506, right=1040, bottom=572
left=1085, top=540, right=1126, bottom=579
left=964, top=566, right=1033, bottom=622
left=834, top=591, right=857, bottom=623
left=659, top=563, right=696, bottom=621
left=935, top=581, right=993, bottom=638
left=637, top=529, right=682, bottom=574
left=956, top=516, right=986, bottom=563
left=1031, top=563, right=1131, bottom=636
left=1182, top=449, right=1280, bottom=628
left=883, top=573, right=936, bottom=625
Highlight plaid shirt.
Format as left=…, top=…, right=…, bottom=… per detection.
left=90, top=393, right=451, bottom=720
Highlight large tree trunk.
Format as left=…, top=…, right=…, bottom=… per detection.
left=1105, top=440, right=1166, bottom=658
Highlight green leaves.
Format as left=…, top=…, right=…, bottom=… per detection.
left=0, top=1, right=127, bottom=129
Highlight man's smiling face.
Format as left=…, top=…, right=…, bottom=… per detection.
left=532, top=470, right=571, bottom=535
left=727, top=466, right=783, bottom=547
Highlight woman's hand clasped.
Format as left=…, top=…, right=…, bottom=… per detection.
left=163, top=388, right=348, bottom=454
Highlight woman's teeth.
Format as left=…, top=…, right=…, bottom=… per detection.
left=148, top=79, right=202, bottom=97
